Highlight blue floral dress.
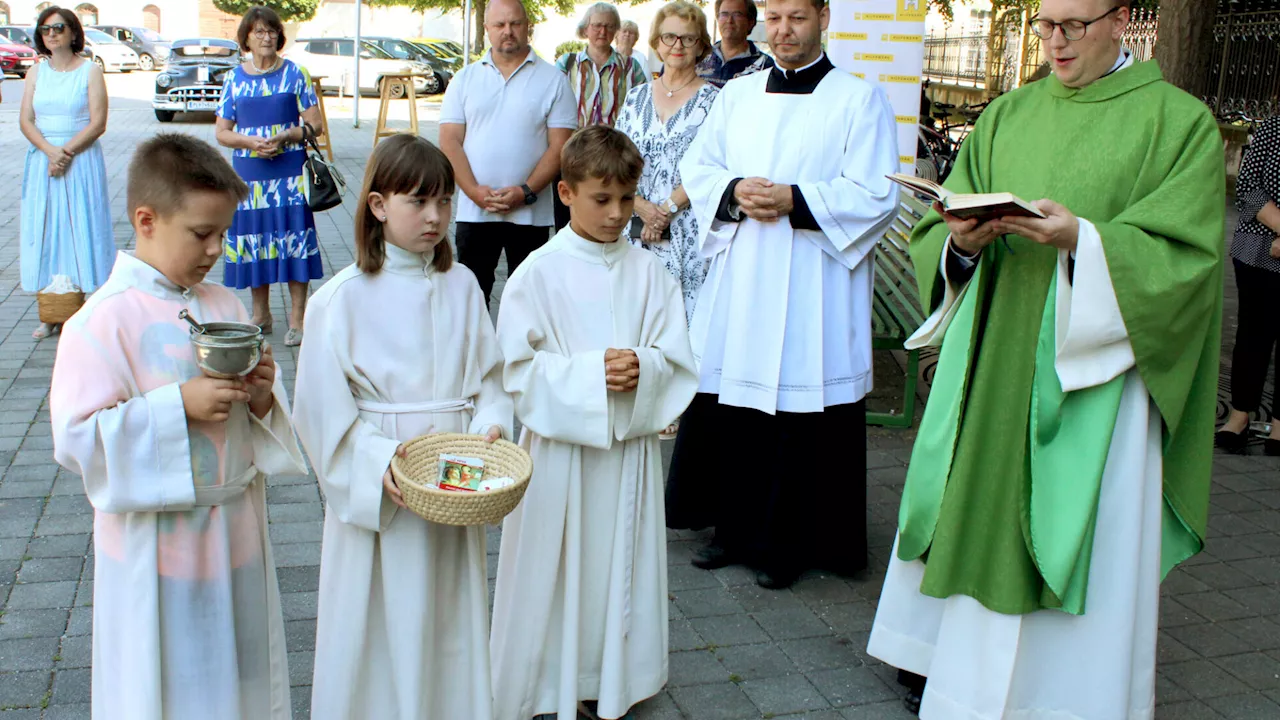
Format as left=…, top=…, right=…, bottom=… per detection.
left=216, top=60, right=322, bottom=288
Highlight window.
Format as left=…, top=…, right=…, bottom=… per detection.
left=0, top=3, right=10, bottom=25
left=75, top=3, right=98, bottom=26
left=307, top=40, right=335, bottom=55
left=142, top=4, right=160, bottom=33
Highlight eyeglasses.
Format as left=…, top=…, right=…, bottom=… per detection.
left=38, top=23, right=67, bottom=36
left=253, top=29, right=280, bottom=39
left=659, top=33, right=701, bottom=48
left=718, top=11, right=748, bottom=22
left=588, top=22, right=617, bottom=33
left=1029, top=6, right=1120, bottom=42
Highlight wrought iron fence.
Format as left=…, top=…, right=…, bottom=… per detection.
left=1203, top=9, right=1280, bottom=118
left=923, top=25, right=990, bottom=87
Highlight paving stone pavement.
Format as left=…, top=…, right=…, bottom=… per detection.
left=2, top=72, right=1280, bottom=720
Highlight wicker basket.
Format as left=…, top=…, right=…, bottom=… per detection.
left=391, top=433, right=533, bottom=526
left=37, top=290, right=85, bottom=325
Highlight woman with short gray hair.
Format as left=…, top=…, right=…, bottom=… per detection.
left=616, top=19, right=649, bottom=77
left=556, top=1, right=647, bottom=127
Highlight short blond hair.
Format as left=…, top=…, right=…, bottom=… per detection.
left=649, top=1, right=713, bottom=63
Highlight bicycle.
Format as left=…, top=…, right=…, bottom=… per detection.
left=917, top=99, right=990, bottom=183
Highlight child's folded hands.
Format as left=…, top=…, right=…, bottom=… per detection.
left=181, top=376, right=252, bottom=423
left=604, top=348, right=640, bottom=393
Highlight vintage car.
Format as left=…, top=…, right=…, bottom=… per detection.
left=153, top=38, right=239, bottom=123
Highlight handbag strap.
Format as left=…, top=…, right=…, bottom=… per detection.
left=301, top=122, right=324, bottom=156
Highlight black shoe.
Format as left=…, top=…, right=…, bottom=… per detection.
left=755, top=568, right=800, bottom=590
left=691, top=543, right=735, bottom=570
left=1266, top=438, right=1280, bottom=457
left=896, top=669, right=926, bottom=715
left=1216, top=427, right=1249, bottom=454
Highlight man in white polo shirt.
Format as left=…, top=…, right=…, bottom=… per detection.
left=439, top=0, right=578, bottom=306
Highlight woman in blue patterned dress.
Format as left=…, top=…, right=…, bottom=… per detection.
left=19, top=8, right=115, bottom=340
left=616, top=1, right=717, bottom=325
left=215, top=6, right=323, bottom=346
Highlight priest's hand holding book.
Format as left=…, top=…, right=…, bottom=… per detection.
left=939, top=199, right=1080, bottom=256
left=605, top=348, right=640, bottom=393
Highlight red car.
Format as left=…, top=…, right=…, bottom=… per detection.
left=0, top=40, right=38, bottom=78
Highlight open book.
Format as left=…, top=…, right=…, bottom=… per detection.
left=887, top=174, right=1045, bottom=222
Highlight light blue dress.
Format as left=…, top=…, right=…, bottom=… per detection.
left=20, top=60, right=115, bottom=293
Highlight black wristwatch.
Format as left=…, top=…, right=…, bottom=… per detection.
left=521, top=183, right=537, bottom=206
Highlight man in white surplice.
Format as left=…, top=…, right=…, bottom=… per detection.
left=665, top=0, right=899, bottom=590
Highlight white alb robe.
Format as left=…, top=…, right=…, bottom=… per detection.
left=50, top=252, right=307, bottom=720
left=292, top=245, right=513, bottom=720
left=868, top=221, right=1163, bottom=720
left=489, top=228, right=699, bottom=720
left=679, top=63, right=900, bottom=414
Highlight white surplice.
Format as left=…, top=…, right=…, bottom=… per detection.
left=679, top=63, right=900, bottom=414
left=291, top=245, right=513, bottom=720
left=50, top=252, right=307, bottom=720
left=489, top=228, right=699, bottom=720
left=868, top=221, right=1162, bottom=720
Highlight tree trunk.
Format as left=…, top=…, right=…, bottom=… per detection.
left=472, top=0, right=487, bottom=55
left=1153, top=0, right=1215, bottom=95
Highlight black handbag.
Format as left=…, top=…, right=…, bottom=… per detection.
left=301, top=124, right=345, bottom=212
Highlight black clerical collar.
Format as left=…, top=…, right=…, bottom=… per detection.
left=766, top=53, right=834, bottom=94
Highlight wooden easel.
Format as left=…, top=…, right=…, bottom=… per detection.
left=309, top=75, right=334, bottom=162
left=373, top=73, right=424, bottom=148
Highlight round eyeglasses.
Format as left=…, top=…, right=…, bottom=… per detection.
left=1029, top=5, right=1120, bottom=42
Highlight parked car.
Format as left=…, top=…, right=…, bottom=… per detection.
left=286, top=38, right=433, bottom=98
left=0, top=25, right=36, bottom=49
left=153, top=38, right=239, bottom=122
left=83, top=28, right=139, bottom=73
left=412, top=38, right=465, bottom=59
left=0, top=39, right=38, bottom=77
left=93, top=25, right=170, bottom=71
left=363, top=36, right=451, bottom=94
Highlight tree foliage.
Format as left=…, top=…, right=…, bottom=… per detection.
left=368, top=0, right=575, bottom=53
left=211, top=0, right=322, bottom=22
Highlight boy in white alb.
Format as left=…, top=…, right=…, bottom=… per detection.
left=490, top=126, right=700, bottom=720
left=51, top=134, right=306, bottom=720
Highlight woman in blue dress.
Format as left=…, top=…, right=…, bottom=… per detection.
left=19, top=8, right=115, bottom=340
left=216, top=5, right=323, bottom=346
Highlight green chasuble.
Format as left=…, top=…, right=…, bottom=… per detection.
left=897, top=60, right=1224, bottom=615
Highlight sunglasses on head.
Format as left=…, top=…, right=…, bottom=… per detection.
left=38, top=23, right=68, bottom=36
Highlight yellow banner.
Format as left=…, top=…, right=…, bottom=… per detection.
left=900, top=155, right=915, bottom=165
left=830, top=31, right=869, bottom=41
left=881, top=33, right=924, bottom=43
left=897, top=0, right=927, bottom=21
left=879, top=73, right=921, bottom=84
left=855, top=12, right=896, bottom=21
left=851, top=71, right=866, bottom=79
left=854, top=53, right=894, bottom=62
left=895, top=115, right=916, bottom=125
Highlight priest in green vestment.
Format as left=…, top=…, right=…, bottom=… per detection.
left=867, top=1, right=1224, bottom=718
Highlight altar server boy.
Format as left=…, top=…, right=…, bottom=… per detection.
left=489, top=125, right=700, bottom=720
left=51, top=133, right=307, bottom=720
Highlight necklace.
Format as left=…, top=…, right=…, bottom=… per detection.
left=659, top=74, right=695, bottom=98
left=249, top=56, right=280, bottom=74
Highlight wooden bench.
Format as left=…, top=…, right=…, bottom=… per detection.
left=869, top=192, right=930, bottom=428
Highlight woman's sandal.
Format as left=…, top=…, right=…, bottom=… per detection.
left=284, top=328, right=303, bottom=347
left=254, top=317, right=274, bottom=335
left=32, top=323, right=58, bottom=340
